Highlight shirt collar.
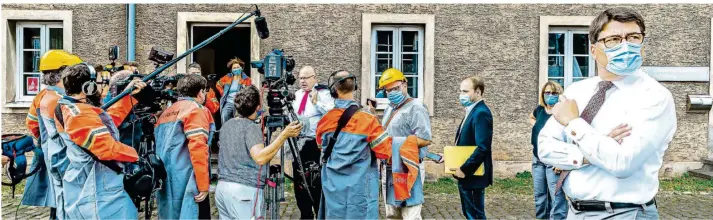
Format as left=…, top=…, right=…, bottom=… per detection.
left=47, top=86, right=65, bottom=94
left=335, top=99, right=359, bottom=109
left=604, top=69, right=643, bottom=92
left=465, top=99, right=481, bottom=114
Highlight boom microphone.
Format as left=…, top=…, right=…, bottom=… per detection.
left=255, top=16, right=269, bottom=39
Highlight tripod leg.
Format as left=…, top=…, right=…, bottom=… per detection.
left=287, top=137, right=314, bottom=203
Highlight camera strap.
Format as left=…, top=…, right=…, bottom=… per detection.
left=54, top=104, right=123, bottom=174
left=321, top=105, right=359, bottom=164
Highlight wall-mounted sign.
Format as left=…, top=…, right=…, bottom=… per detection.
left=641, top=66, right=709, bottom=82
left=26, top=76, right=40, bottom=95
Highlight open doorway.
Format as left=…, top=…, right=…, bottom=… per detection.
left=190, top=23, right=251, bottom=80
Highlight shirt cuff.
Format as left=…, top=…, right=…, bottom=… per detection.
left=564, top=118, right=593, bottom=143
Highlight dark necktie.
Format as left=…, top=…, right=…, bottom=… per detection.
left=555, top=80, right=614, bottom=195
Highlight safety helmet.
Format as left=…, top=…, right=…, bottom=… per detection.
left=39, top=50, right=83, bottom=72
left=378, top=68, right=407, bottom=89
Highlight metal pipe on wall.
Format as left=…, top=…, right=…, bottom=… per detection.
left=128, top=4, right=136, bottom=61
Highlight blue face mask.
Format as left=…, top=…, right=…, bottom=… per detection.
left=231, top=69, right=248, bottom=79
left=459, top=94, right=474, bottom=107
left=602, top=41, right=643, bottom=76
left=544, top=94, right=559, bottom=106
left=387, top=90, right=406, bottom=106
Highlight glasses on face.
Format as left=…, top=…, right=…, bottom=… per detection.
left=299, top=75, right=315, bottom=81
left=384, top=82, right=404, bottom=93
left=597, top=32, right=645, bottom=48
left=543, top=91, right=559, bottom=96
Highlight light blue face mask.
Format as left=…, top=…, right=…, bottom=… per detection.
left=602, top=41, right=643, bottom=76
left=459, top=94, right=474, bottom=107
left=231, top=69, right=248, bottom=79
left=544, top=94, right=559, bottom=106
left=387, top=90, right=406, bottom=106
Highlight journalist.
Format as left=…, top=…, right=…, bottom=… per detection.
left=155, top=74, right=215, bottom=219
left=53, top=63, right=147, bottom=219
left=215, top=85, right=302, bottom=219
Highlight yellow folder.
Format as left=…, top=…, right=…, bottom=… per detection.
left=444, top=146, right=484, bottom=176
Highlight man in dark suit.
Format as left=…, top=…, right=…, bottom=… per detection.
left=453, top=76, right=493, bottom=220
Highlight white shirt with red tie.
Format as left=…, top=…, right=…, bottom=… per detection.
left=537, top=70, right=677, bottom=204
left=292, top=84, right=335, bottom=138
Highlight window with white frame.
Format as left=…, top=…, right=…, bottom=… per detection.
left=371, top=26, right=424, bottom=109
left=15, top=22, right=64, bottom=102
left=547, top=27, right=595, bottom=88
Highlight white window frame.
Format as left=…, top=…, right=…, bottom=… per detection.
left=548, top=27, right=596, bottom=88
left=370, top=25, right=425, bottom=110
left=15, top=22, right=64, bottom=102
left=538, top=16, right=594, bottom=92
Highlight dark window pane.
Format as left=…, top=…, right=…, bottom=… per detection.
left=548, top=33, right=564, bottom=55
left=377, top=31, right=393, bottom=52
left=573, top=56, right=589, bottom=77
left=23, top=28, right=41, bottom=50
left=401, top=31, right=419, bottom=53
left=548, top=78, right=564, bottom=87
left=50, top=28, right=63, bottom=49
left=401, top=54, right=418, bottom=75
left=406, top=76, right=418, bottom=98
left=23, top=51, right=41, bottom=73
left=548, top=56, right=564, bottom=77
left=376, top=53, right=393, bottom=73
left=573, top=34, right=590, bottom=55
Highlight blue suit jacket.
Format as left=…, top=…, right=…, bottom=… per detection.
left=455, top=101, right=493, bottom=189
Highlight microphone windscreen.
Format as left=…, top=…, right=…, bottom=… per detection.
left=255, top=16, right=269, bottom=39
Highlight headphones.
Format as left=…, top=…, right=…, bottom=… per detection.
left=79, top=62, right=99, bottom=96
left=327, top=70, right=358, bottom=98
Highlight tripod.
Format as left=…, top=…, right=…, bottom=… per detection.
left=129, top=113, right=163, bottom=220
left=263, top=107, right=315, bottom=220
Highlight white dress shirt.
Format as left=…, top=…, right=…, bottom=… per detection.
left=537, top=70, right=677, bottom=204
left=292, top=85, right=335, bottom=138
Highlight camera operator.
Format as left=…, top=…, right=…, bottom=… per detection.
left=216, top=57, right=253, bottom=124
left=188, top=62, right=220, bottom=115
left=289, top=66, right=334, bottom=219
left=215, top=85, right=302, bottom=219
left=104, top=70, right=144, bottom=147
left=53, top=63, right=147, bottom=219
left=154, top=74, right=215, bottom=219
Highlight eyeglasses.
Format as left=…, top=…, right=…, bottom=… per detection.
left=384, top=82, right=405, bottom=93
left=597, top=33, right=645, bottom=48
left=298, top=75, right=315, bottom=81
left=543, top=91, right=559, bottom=96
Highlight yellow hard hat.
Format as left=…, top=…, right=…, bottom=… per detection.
left=39, top=50, right=82, bottom=72
left=378, top=68, right=407, bottom=89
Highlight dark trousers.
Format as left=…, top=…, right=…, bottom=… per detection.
left=198, top=194, right=211, bottom=219
left=49, top=207, right=56, bottom=220
left=292, top=139, right=322, bottom=219
left=458, top=185, right=486, bottom=220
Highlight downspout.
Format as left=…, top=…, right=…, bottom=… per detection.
left=127, top=4, right=136, bottom=61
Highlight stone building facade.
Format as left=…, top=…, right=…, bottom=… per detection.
left=2, top=4, right=712, bottom=179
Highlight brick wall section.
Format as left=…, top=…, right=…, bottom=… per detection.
left=3, top=4, right=712, bottom=170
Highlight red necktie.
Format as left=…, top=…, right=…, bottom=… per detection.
left=298, top=90, right=311, bottom=115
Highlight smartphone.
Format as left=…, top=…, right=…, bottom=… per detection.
left=366, top=98, right=378, bottom=108
left=426, top=152, right=442, bottom=162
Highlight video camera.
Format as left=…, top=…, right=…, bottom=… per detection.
left=251, top=49, right=296, bottom=127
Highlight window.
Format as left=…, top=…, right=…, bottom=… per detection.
left=370, top=26, right=424, bottom=109
left=15, top=22, right=64, bottom=102
left=547, top=27, right=595, bottom=88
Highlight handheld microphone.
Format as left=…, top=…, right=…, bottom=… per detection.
left=255, top=16, right=269, bottom=39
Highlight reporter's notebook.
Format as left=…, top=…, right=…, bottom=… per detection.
left=444, top=146, right=484, bottom=176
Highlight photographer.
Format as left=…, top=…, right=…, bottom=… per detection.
left=53, top=63, right=147, bottom=219
left=106, top=70, right=144, bottom=147
left=215, top=85, right=302, bottom=219
left=155, top=74, right=215, bottom=219
left=289, top=66, right=333, bottom=219
left=188, top=62, right=220, bottom=114
left=216, top=57, right=253, bottom=124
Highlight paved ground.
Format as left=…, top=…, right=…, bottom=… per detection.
left=3, top=190, right=712, bottom=219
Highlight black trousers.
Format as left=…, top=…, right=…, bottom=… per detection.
left=292, top=139, right=322, bottom=220
left=49, top=207, right=56, bottom=220
left=198, top=194, right=211, bottom=219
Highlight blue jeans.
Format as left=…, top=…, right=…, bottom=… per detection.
left=533, top=156, right=568, bottom=220
left=458, top=185, right=486, bottom=220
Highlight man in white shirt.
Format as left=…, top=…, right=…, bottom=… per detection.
left=538, top=8, right=676, bottom=219
left=291, top=65, right=335, bottom=219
